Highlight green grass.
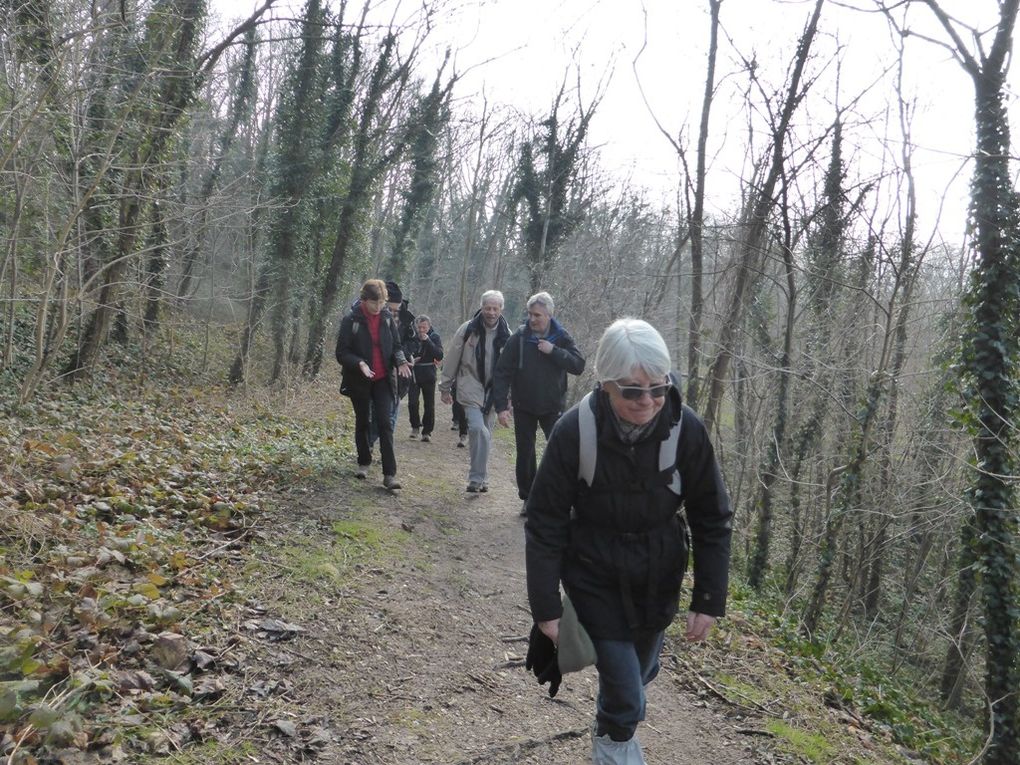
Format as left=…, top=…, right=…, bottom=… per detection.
left=767, top=719, right=837, bottom=763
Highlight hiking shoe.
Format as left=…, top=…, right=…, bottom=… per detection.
left=420, top=434, right=431, bottom=442
left=466, top=481, right=480, bottom=493
left=355, top=466, right=368, bottom=479
left=457, top=435, right=467, bottom=448
left=479, top=483, right=488, bottom=493
left=409, top=428, right=420, bottom=440
left=383, top=475, right=401, bottom=490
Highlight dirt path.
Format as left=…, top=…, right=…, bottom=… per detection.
left=234, top=416, right=766, bottom=764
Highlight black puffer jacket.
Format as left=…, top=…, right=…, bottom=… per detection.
left=524, top=383, right=731, bottom=640
left=335, top=304, right=407, bottom=400
left=492, top=317, right=585, bottom=416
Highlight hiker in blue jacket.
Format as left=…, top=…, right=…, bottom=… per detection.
left=524, top=318, right=732, bottom=765
left=493, top=292, right=585, bottom=515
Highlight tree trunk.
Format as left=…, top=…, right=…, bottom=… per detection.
left=685, top=0, right=720, bottom=409
left=702, top=0, right=823, bottom=432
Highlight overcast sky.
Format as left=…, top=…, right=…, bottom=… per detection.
left=208, top=0, right=1017, bottom=243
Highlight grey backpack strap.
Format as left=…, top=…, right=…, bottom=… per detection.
left=577, top=392, right=596, bottom=487
left=661, top=410, right=683, bottom=496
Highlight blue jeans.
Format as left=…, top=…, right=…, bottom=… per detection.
left=464, top=405, right=495, bottom=484
left=592, top=631, right=666, bottom=742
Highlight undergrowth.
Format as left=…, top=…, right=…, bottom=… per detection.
left=708, top=581, right=984, bottom=764
left=0, top=335, right=354, bottom=763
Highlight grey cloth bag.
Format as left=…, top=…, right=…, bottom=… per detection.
left=558, top=592, right=597, bottom=674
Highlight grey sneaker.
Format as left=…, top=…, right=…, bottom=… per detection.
left=409, top=428, right=420, bottom=440
left=355, top=466, right=368, bottom=479
left=457, top=434, right=467, bottom=448
left=420, top=434, right=431, bottom=442
left=466, top=481, right=480, bottom=493
left=383, top=475, right=401, bottom=490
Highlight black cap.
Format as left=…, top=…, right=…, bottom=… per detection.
left=385, top=280, right=403, bottom=303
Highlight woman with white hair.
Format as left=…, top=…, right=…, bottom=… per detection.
left=524, top=318, right=732, bottom=764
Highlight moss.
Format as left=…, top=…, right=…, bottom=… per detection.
left=766, top=719, right=836, bottom=763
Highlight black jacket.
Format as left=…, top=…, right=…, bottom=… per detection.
left=335, top=304, right=407, bottom=400
left=524, top=383, right=731, bottom=640
left=492, top=317, right=585, bottom=416
left=409, top=328, right=444, bottom=384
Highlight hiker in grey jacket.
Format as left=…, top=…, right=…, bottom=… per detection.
left=439, top=290, right=511, bottom=492
left=524, top=318, right=731, bottom=765
left=493, top=292, right=585, bottom=513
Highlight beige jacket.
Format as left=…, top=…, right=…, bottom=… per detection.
left=439, top=314, right=510, bottom=409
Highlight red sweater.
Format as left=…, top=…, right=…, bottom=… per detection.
left=362, top=306, right=386, bottom=379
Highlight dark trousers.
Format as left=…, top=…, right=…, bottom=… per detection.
left=352, top=380, right=396, bottom=476
left=452, top=399, right=468, bottom=436
left=408, top=377, right=436, bottom=435
left=513, top=409, right=559, bottom=500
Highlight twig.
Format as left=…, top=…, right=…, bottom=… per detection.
left=736, top=728, right=776, bottom=737
left=667, top=653, right=775, bottom=715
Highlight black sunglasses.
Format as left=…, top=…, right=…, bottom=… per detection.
left=614, top=382, right=671, bottom=401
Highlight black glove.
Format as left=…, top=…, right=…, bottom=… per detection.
left=525, top=623, right=562, bottom=698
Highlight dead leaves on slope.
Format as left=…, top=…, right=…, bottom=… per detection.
left=0, top=382, right=345, bottom=763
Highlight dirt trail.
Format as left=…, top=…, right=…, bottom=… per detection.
left=238, top=417, right=764, bottom=764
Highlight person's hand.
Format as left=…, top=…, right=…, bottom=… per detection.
left=418, top=329, right=429, bottom=340
left=397, top=362, right=412, bottom=378
left=358, top=360, right=374, bottom=379
left=685, top=611, right=717, bottom=642
left=536, top=339, right=554, bottom=354
left=497, top=410, right=511, bottom=427
left=441, top=391, right=452, bottom=405
left=538, top=618, right=560, bottom=645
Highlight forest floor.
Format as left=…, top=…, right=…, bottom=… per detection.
left=227, top=419, right=759, bottom=765
left=0, top=375, right=937, bottom=764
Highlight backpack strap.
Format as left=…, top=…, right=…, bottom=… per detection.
left=578, top=392, right=597, bottom=487
left=577, top=391, right=683, bottom=496
left=661, top=410, right=683, bottom=495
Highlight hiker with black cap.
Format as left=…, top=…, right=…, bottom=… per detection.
left=493, top=291, right=585, bottom=515
left=523, top=317, right=732, bottom=765
left=368, top=280, right=416, bottom=447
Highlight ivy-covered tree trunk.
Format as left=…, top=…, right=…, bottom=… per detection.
left=302, top=33, right=409, bottom=379
left=513, top=86, right=597, bottom=294
left=965, top=53, right=1020, bottom=765
left=919, top=1, right=1020, bottom=758
left=382, top=71, right=452, bottom=283
left=747, top=203, right=795, bottom=590
left=65, top=0, right=207, bottom=379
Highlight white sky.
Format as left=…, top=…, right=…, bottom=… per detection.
left=209, top=0, right=1019, bottom=244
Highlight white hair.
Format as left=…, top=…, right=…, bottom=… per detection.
left=480, top=289, right=504, bottom=308
left=526, top=291, right=555, bottom=315
left=594, top=318, right=671, bottom=383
